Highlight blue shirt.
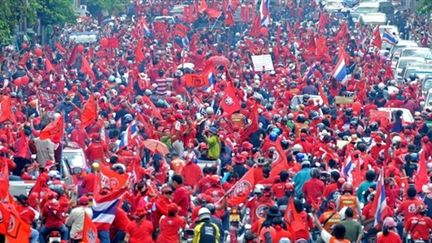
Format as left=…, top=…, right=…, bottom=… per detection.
left=293, top=168, right=311, bottom=196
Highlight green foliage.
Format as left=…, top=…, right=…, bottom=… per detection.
left=32, top=0, right=76, bottom=26
left=0, top=0, right=21, bottom=44
left=82, top=0, right=129, bottom=17
left=419, top=0, right=432, bottom=13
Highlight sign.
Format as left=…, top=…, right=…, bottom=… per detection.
left=251, top=54, right=274, bottom=71
left=335, top=96, right=354, bottom=105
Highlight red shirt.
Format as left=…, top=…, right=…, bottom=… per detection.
left=157, top=215, right=186, bottom=243
left=82, top=173, right=96, bottom=195
left=377, top=231, right=402, bottom=243
left=112, top=208, right=130, bottom=232
left=406, top=215, right=432, bottom=240
left=86, top=141, right=107, bottom=163
left=302, top=178, right=325, bottom=206
left=126, top=219, right=154, bottom=243
left=153, top=196, right=171, bottom=227
left=399, top=198, right=423, bottom=228
left=70, top=128, right=87, bottom=149
left=172, top=186, right=190, bottom=217
left=323, top=182, right=338, bottom=199
left=181, top=163, right=203, bottom=187
left=272, top=182, right=288, bottom=199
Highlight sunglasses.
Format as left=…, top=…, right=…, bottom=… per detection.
left=163, top=191, right=173, bottom=195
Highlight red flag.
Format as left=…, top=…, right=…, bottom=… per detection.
left=250, top=15, right=261, bottom=37
left=284, top=199, right=307, bottom=238
left=220, top=82, right=241, bottom=116
left=81, top=56, right=96, bottom=80
left=82, top=213, right=100, bottom=243
left=206, top=8, right=222, bottom=18
left=240, top=5, right=250, bottom=22
left=18, top=52, right=30, bottom=66
left=141, top=96, right=163, bottom=120
left=98, top=163, right=129, bottom=191
left=81, top=95, right=98, bottom=128
left=16, top=130, right=28, bottom=158
left=226, top=167, right=255, bottom=205
left=135, top=39, right=145, bottom=63
left=240, top=105, right=259, bottom=141
left=39, top=116, right=64, bottom=143
left=184, top=73, right=208, bottom=88
left=315, top=37, right=329, bottom=59
left=373, top=26, right=382, bottom=49
left=108, top=37, right=119, bottom=49
left=318, top=13, right=328, bottom=32
left=45, top=59, right=55, bottom=73
left=307, top=36, right=316, bottom=54
left=0, top=96, right=14, bottom=123
left=0, top=203, right=10, bottom=235
left=225, top=11, right=235, bottom=26
left=6, top=204, right=31, bottom=243
left=136, top=113, right=154, bottom=139
left=415, top=151, right=428, bottom=192
left=67, top=45, right=82, bottom=66
left=198, top=0, right=208, bottom=13
left=318, top=83, right=329, bottom=106
left=0, top=163, right=9, bottom=201
left=55, top=42, right=67, bottom=54
left=336, top=21, right=348, bottom=41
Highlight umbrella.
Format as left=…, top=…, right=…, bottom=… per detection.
left=177, top=63, right=195, bottom=72
left=207, top=55, right=230, bottom=67
left=142, top=139, right=170, bottom=155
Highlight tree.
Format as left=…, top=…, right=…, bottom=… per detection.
left=0, top=0, right=28, bottom=44
left=81, top=0, right=129, bottom=18
left=31, top=0, right=76, bottom=26
left=419, top=0, right=432, bottom=13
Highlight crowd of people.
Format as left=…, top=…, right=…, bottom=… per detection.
left=0, top=0, right=432, bottom=242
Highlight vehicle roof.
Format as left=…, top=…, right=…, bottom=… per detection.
left=394, top=40, right=418, bottom=46
left=357, top=1, right=380, bottom=7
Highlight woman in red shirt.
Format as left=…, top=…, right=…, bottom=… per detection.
left=157, top=203, right=186, bottom=243
left=377, top=217, right=402, bottom=243
left=126, top=209, right=154, bottom=243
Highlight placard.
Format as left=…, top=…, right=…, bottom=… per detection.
left=334, top=96, right=354, bottom=105
left=251, top=54, right=274, bottom=72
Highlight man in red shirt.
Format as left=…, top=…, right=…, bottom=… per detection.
left=39, top=199, right=68, bottom=243
left=398, top=186, right=424, bottom=229
left=69, top=119, right=87, bottom=149
left=172, top=174, right=190, bottom=217
left=323, top=171, right=340, bottom=200
left=302, top=168, right=325, bottom=207
left=153, top=184, right=173, bottom=228
left=181, top=153, right=203, bottom=189
left=85, top=134, right=108, bottom=163
left=406, top=205, right=432, bottom=242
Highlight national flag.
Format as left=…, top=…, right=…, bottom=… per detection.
left=372, top=26, right=382, bottom=49
left=39, top=115, right=64, bottom=144
left=224, top=167, right=255, bottom=205
left=343, top=156, right=355, bottom=183
left=119, top=120, right=139, bottom=148
left=0, top=163, right=9, bottom=201
left=260, top=0, right=270, bottom=26
left=0, top=96, right=14, bottom=123
left=82, top=214, right=100, bottom=243
left=371, top=170, right=387, bottom=226
left=92, top=196, right=121, bottom=225
left=382, top=30, right=398, bottom=45
left=332, top=54, right=348, bottom=83
left=415, top=150, right=428, bottom=192
left=220, top=82, right=241, bottom=116
left=81, top=95, right=98, bottom=128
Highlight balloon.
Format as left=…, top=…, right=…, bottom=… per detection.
left=34, top=47, right=43, bottom=57
left=352, top=101, right=362, bottom=114
left=100, top=38, right=109, bottom=47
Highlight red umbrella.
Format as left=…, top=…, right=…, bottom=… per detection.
left=142, top=139, right=170, bottom=155
left=207, top=55, right=230, bottom=67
